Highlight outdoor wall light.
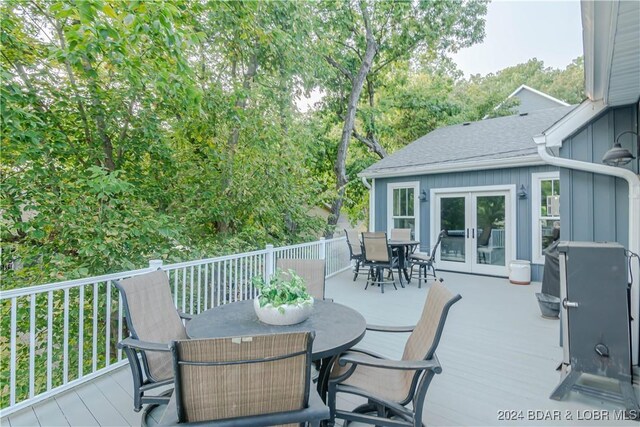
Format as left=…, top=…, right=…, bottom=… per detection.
left=419, top=189, right=428, bottom=202
left=602, top=130, right=639, bottom=170
left=518, top=184, right=528, bottom=199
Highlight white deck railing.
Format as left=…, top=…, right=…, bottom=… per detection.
left=0, top=236, right=350, bottom=416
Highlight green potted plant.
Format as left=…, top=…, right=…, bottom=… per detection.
left=252, top=269, right=314, bottom=325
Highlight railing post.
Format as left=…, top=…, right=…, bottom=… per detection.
left=319, top=237, right=326, bottom=260
left=265, top=244, right=274, bottom=282
left=148, top=259, right=163, bottom=270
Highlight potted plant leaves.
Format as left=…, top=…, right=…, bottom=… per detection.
left=251, top=269, right=314, bottom=325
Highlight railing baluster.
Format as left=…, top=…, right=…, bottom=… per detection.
left=197, top=264, right=202, bottom=314
left=182, top=268, right=186, bottom=313
left=118, top=294, right=123, bottom=361
left=10, top=297, right=16, bottom=406
left=47, top=291, right=53, bottom=391
left=63, top=289, right=69, bottom=384
left=92, top=282, right=98, bottom=373
left=106, top=281, right=111, bottom=367
left=189, top=265, right=194, bottom=314
left=28, top=294, right=35, bottom=398
left=217, top=261, right=221, bottom=307
left=173, top=271, right=178, bottom=306
left=78, top=286, right=84, bottom=378
left=203, top=264, right=208, bottom=311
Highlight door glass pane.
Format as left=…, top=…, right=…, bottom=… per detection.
left=476, top=195, right=505, bottom=266
left=440, top=197, right=466, bottom=263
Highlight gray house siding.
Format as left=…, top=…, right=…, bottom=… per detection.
left=515, top=90, right=567, bottom=114
left=374, top=164, right=558, bottom=280
left=559, top=104, right=638, bottom=249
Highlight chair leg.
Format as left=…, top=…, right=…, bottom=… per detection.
left=327, top=382, right=337, bottom=427
left=353, top=260, right=360, bottom=281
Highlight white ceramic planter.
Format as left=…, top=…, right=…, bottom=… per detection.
left=253, top=297, right=314, bottom=325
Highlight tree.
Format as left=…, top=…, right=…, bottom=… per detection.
left=314, top=0, right=488, bottom=234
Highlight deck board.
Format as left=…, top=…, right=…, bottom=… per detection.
left=54, top=390, right=99, bottom=426
left=2, top=270, right=638, bottom=426
left=74, top=383, right=128, bottom=426
left=92, top=375, right=141, bottom=426
left=32, top=398, right=69, bottom=426
left=7, top=407, right=39, bottom=427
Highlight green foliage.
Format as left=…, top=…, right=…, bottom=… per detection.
left=252, top=269, right=312, bottom=312
left=1, top=0, right=325, bottom=290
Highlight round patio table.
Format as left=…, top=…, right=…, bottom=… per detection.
left=186, top=299, right=367, bottom=402
left=187, top=299, right=366, bottom=360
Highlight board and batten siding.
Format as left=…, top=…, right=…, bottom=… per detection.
left=559, top=103, right=638, bottom=249
left=374, top=165, right=558, bottom=281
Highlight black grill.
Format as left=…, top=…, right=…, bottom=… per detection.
left=550, top=241, right=639, bottom=415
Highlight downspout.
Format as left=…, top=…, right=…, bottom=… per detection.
left=361, top=177, right=374, bottom=231
left=535, top=136, right=640, bottom=365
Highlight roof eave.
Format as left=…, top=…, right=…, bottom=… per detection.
left=535, top=99, right=607, bottom=148
left=582, top=0, right=618, bottom=103
left=358, top=155, right=545, bottom=179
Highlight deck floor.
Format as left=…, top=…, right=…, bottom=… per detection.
left=2, top=269, right=638, bottom=426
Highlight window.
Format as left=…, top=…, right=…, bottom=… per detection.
left=531, top=172, right=560, bottom=264
left=387, top=182, right=420, bottom=239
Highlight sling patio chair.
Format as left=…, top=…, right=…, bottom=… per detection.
left=327, top=281, right=461, bottom=427
left=344, top=229, right=365, bottom=281
left=389, top=228, right=412, bottom=241
left=276, top=258, right=327, bottom=300
left=408, top=229, right=447, bottom=288
left=142, top=331, right=330, bottom=427
left=115, top=270, right=192, bottom=412
left=362, top=231, right=401, bottom=293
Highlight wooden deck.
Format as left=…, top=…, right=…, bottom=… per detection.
left=2, top=270, right=637, bottom=426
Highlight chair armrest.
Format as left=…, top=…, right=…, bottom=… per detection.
left=338, top=353, right=442, bottom=373
left=118, top=337, right=171, bottom=352
left=346, top=347, right=388, bottom=359
left=366, top=324, right=415, bottom=333
left=178, top=311, right=193, bottom=321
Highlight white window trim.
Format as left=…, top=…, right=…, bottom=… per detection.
left=531, top=172, right=560, bottom=264
left=386, top=181, right=420, bottom=239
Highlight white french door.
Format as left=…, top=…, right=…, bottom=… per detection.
left=432, top=186, right=515, bottom=276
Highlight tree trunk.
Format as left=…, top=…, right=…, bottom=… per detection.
left=216, top=53, right=258, bottom=233
left=327, top=2, right=378, bottom=235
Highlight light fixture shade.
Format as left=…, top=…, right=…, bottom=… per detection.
left=602, top=143, right=634, bottom=166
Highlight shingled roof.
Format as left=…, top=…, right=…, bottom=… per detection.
left=359, top=105, right=575, bottom=178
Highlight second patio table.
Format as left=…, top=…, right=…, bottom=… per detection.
left=388, top=239, right=420, bottom=284
left=186, top=299, right=367, bottom=400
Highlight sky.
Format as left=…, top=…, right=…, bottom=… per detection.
left=450, top=0, right=584, bottom=77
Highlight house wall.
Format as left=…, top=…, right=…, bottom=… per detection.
left=374, top=164, right=558, bottom=280
left=559, top=103, right=638, bottom=248
left=515, top=90, right=566, bottom=114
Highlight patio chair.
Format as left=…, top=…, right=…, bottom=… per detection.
left=344, top=229, right=365, bottom=281
left=477, top=228, right=505, bottom=264
left=361, top=232, right=400, bottom=293
left=142, top=332, right=330, bottom=426
left=390, top=228, right=412, bottom=241
left=408, top=229, right=446, bottom=288
left=327, top=281, right=461, bottom=427
left=115, top=270, right=192, bottom=412
left=276, top=258, right=327, bottom=300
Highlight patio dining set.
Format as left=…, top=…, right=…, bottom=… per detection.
left=115, top=248, right=460, bottom=426
left=345, top=228, right=447, bottom=293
